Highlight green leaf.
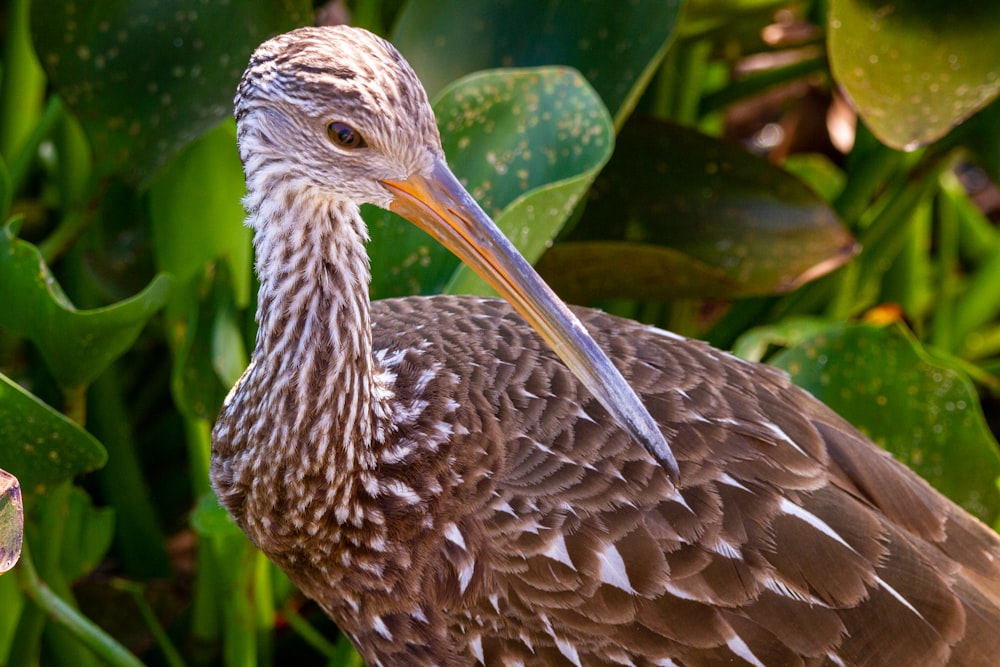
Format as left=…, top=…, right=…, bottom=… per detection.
left=190, top=492, right=242, bottom=539
left=369, top=66, right=614, bottom=298
left=392, top=0, right=682, bottom=126
left=0, top=469, right=22, bottom=573
left=0, top=222, right=171, bottom=389
left=771, top=322, right=1000, bottom=522
left=30, top=0, right=311, bottom=184
left=541, top=119, right=856, bottom=301
left=149, top=122, right=251, bottom=308
left=0, top=373, right=106, bottom=495
left=829, top=0, right=1000, bottom=150
left=730, top=316, right=836, bottom=362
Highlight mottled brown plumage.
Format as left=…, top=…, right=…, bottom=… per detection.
left=212, top=25, right=1000, bottom=666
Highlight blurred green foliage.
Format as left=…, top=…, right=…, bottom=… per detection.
left=1, top=0, right=999, bottom=665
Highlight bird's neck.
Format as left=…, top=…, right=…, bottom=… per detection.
left=249, top=195, right=388, bottom=471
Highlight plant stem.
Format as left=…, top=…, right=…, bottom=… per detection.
left=16, top=542, right=145, bottom=667
left=282, top=602, right=338, bottom=658
left=112, top=579, right=187, bottom=667
left=7, top=96, right=62, bottom=195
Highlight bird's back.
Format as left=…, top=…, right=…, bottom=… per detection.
left=361, top=294, right=1000, bottom=667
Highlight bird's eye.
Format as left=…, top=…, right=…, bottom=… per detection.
left=326, top=121, right=367, bottom=149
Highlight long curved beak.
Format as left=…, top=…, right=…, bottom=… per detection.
left=382, top=158, right=679, bottom=483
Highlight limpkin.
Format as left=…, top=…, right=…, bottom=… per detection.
left=211, top=25, right=1000, bottom=666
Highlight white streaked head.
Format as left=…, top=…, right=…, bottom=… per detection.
left=234, top=25, right=443, bottom=213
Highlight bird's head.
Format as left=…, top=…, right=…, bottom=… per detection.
left=235, top=25, right=442, bottom=210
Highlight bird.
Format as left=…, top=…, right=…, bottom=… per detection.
left=211, top=24, right=1000, bottom=667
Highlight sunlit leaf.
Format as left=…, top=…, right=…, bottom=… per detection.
left=0, top=469, right=22, bottom=574
left=731, top=316, right=840, bottom=362
left=0, top=221, right=171, bottom=389
left=543, top=119, right=856, bottom=301
left=829, top=0, right=1000, bottom=150
left=0, top=373, right=106, bottom=495
left=30, top=0, right=311, bottom=184
left=369, top=66, right=613, bottom=298
left=771, top=322, right=1000, bottom=521
left=392, top=0, right=682, bottom=126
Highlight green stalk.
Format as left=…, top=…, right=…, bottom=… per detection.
left=89, top=371, right=171, bottom=578
left=15, top=542, right=144, bottom=667
left=282, top=603, right=338, bottom=658
left=823, top=148, right=947, bottom=319
left=112, top=579, right=187, bottom=667
left=833, top=140, right=905, bottom=228
left=855, top=153, right=951, bottom=292
left=221, top=539, right=258, bottom=667
left=7, top=96, right=62, bottom=195
left=189, top=540, right=222, bottom=657
left=184, top=418, right=213, bottom=498
left=881, top=196, right=931, bottom=326
left=699, top=55, right=827, bottom=116
left=35, top=483, right=99, bottom=667
left=932, top=183, right=960, bottom=352
left=671, top=38, right=713, bottom=125
left=254, top=553, right=276, bottom=664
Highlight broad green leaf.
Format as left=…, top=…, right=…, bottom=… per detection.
left=0, top=373, right=106, bottom=495
left=392, top=0, right=682, bottom=126
left=545, top=119, right=856, bottom=301
left=0, top=469, right=21, bottom=573
left=0, top=221, right=171, bottom=389
left=149, top=122, right=251, bottom=308
left=30, top=0, right=311, bottom=184
left=369, top=66, right=614, bottom=298
left=771, top=322, right=1000, bottom=522
left=829, top=0, right=1000, bottom=150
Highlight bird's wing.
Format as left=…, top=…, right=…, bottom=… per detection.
left=372, top=296, right=1000, bottom=666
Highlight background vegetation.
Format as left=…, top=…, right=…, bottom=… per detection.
left=2, top=0, right=999, bottom=665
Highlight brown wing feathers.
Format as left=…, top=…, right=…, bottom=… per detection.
left=373, top=297, right=1000, bottom=666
